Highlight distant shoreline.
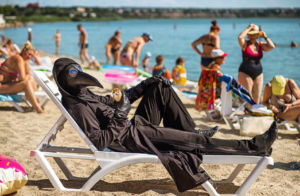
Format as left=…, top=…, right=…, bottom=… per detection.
left=2, top=17, right=299, bottom=30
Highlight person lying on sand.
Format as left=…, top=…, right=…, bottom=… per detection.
left=53, top=58, right=278, bottom=193
left=0, top=41, right=45, bottom=113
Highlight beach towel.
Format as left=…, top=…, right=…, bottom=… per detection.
left=195, top=69, right=222, bottom=111
left=0, top=94, right=22, bottom=102
left=219, top=74, right=256, bottom=105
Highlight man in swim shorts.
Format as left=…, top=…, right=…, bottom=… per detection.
left=77, top=24, right=90, bottom=65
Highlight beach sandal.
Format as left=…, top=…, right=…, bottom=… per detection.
left=290, top=162, right=300, bottom=170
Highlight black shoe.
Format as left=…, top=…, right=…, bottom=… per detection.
left=195, top=126, right=219, bottom=138
left=263, top=121, right=278, bottom=150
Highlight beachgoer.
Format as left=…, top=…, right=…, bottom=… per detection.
left=0, top=41, right=45, bottom=113
left=89, top=56, right=100, bottom=70
left=172, top=57, right=187, bottom=86
left=191, top=20, right=220, bottom=71
left=1, top=34, right=5, bottom=43
left=0, top=39, right=18, bottom=58
left=208, top=49, right=228, bottom=71
left=238, top=23, right=275, bottom=103
left=27, top=28, right=32, bottom=43
left=262, top=75, right=300, bottom=123
left=106, top=30, right=122, bottom=65
left=141, top=52, right=152, bottom=72
left=291, top=41, right=298, bottom=47
left=152, top=55, right=170, bottom=80
left=77, top=24, right=90, bottom=65
left=120, top=32, right=153, bottom=74
left=53, top=29, right=61, bottom=55
left=53, top=57, right=278, bottom=193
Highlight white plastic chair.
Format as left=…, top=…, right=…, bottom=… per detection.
left=279, top=121, right=300, bottom=134
left=30, top=71, right=274, bottom=196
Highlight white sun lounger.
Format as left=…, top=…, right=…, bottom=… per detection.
left=30, top=70, right=274, bottom=196
left=0, top=91, right=49, bottom=113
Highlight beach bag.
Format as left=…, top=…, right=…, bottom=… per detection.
left=240, top=115, right=274, bottom=136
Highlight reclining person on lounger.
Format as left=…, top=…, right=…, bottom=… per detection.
left=53, top=58, right=278, bottom=193
left=0, top=41, right=45, bottom=113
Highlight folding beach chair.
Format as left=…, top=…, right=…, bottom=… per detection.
left=30, top=70, right=274, bottom=196
left=0, top=91, right=49, bottom=113
left=219, top=82, right=247, bottom=131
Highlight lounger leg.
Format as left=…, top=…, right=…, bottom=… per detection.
left=9, top=101, right=25, bottom=113
left=234, top=158, right=270, bottom=196
left=223, top=116, right=237, bottom=131
left=54, top=157, right=101, bottom=181
left=34, top=151, right=67, bottom=191
left=284, top=123, right=296, bottom=132
left=211, top=164, right=245, bottom=184
left=53, top=157, right=75, bottom=180
left=202, top=181, right=220, bottom=196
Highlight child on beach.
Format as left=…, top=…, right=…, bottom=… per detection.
left=141, top=52, right=152, bottom=72
left=152, top=55, right=170, bottom=80
left=207, top=49, right=228, bottom=71
left=172, top=57, right=187, bottom=86
left=89, top=56, right=100, bottom=70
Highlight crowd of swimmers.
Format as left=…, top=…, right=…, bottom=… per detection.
left=0, top=20, right=299, bottom=124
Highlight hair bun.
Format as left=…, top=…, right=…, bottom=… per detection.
left=211, top=19, right=217, bottom=26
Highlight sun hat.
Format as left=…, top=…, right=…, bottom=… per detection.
left=271, top=75, right=286, bottom=96
left=211, top=49, right=228, bottom=58
left=145, top=52, right=151, bottom=57
left=247, top=25, right=260, bottom=35
left=143, top=32, right=153, bottom=41
left=27, top=28, right=32, bottom=32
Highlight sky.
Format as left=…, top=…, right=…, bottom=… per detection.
left=0, top=0, right=300, bottom=8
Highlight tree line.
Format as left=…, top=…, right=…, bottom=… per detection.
left=0, top=5, right=299, bottom=23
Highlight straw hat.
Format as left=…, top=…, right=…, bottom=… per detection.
left=247, top=25, right=260, bottom=35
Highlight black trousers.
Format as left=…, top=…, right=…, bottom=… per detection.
left=134, top=82, right=195, bottom=131
left=133, top=82, right=271, bottom=156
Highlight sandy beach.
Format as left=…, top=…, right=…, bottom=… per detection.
left=0, top=63, right=300, bottom=196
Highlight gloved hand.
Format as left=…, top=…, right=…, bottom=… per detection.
left=125, top=75, right=171, bottom=103
left=114, top=91, right=131, bottom=118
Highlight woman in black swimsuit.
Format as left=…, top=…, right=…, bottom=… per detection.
left=191, top=20, right=220, bottom=71
left=238, top=23, right=275, bottom=103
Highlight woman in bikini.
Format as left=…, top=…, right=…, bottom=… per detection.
left=0, top=41, right=45, bottom=113
left=262, top=75, right=300, bottom=123
left=238, top=23, right=275, bottom=103
left=191, top=20, right=220, bottom=71
left=105, top=30, right=122, bottom=65
left=120, top=32, right=153, bottom=74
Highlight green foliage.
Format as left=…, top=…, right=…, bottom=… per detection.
left=0, top=5, right=299, bottom=24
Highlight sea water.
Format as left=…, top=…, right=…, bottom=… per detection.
left=1, top=18, right=300, bottom=86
